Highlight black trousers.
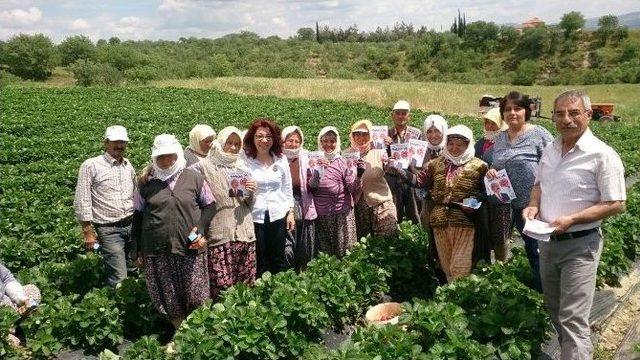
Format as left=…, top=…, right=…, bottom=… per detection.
left=254, top=210, right=291, bottom=276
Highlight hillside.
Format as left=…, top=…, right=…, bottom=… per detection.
left=1, top=13, right=639, bottom=87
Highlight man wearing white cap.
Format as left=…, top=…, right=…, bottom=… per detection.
left=384, top=100, right=422, bottom=224
left=73, top=125, right=137, bottom=287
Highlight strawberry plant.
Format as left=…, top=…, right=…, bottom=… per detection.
left=122, top=335, right=167, bottom=360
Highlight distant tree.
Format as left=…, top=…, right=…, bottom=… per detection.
left=450, top=9, right=466, bottom=37
left=2, top=33, right=55, bottom=80
left=463, top=21, right=499, bottom=52
left=514, top=26, right=553, bottom=60
left=512, top=59, right=540, bottom=85
left=58, top=35, right=96, bottom=66
left=316, top=21, right=320, bottom=43
left=97, top=44, right=144, bottom=71
left=559, top=11, right=585, bottom=39
left=108, top=37, right=121, bottom=45
left=296, top=27, right=315, bottom=41
left=596, top=15, right=628, bottom=45
left=497, top=25, right=519, bottom=50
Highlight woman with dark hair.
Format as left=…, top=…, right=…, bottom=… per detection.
left=281, top=126, right=317, bottom=270
left=486, top=91, right=553, bottom=292
left=244, top=118, right=295, bottom=276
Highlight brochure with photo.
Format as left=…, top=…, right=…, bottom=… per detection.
left=342, top=151, right=360, bottom=175
left=406, top=127, right=422, bottom=140
left=307, top=151, right=326, bottom=178
left=484, top=169, right=517, bottom=204
left=408, top=139, right=428, bottom=168
left=389, top=143, right=410, bottom=169
left=226, top=170, right=250, bottom=198
left=372, top=125, right=388, bottom=150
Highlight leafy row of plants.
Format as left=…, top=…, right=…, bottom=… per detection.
left=598, top=182, right=640, bottom=286
left=7, top=276, right=172, bottom=359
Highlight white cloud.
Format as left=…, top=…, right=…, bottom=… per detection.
left=0, top=7, right=42, bottom=27
left=70, top=18, right=89, bottom=30
left=158, top=0, right=190, bottom=13
left=272, top=17, right=286, bottom=26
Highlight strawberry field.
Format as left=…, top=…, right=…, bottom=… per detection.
left=1, top=87, right=639, bottom=359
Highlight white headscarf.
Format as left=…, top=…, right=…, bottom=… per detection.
left=281, top=125, right=304, bottom=160
left=188, top=124, right=216, bottom=156
left=482, top=107, right=508, bottom=141
left=317, top=126, right=341, bottom=160
left=443, top=125, right=476, bottom=166
left=151, top=134, right=187, bottom=181
left=208, top=126, right=248, bottom=171
left=423, top=114, right=448, bottom=151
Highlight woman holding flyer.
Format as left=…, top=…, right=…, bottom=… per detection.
left=309, top=126, right=362, bottom=257
left=184, top=124, right=216, bottom=166
left=486, top=91, right=553, bottom=292
left=281, top=126, right=317, bottom=270
left=473, top=107, right=510, bottom=263
left=244, top=118, right=295, bottom=276
left=348, top=120, right=398, bottom=239
left=195, top=126, right=258, bottom=299
left=420, top=125, right=487, bottom=282
left=132, top=134, right=215, bottom=328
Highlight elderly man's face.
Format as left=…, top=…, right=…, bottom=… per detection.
left=391, top=109, right=410, bottom=128
left=553, top=97, right=591, bottom=141
left=105, top=140, right=128, bottom=160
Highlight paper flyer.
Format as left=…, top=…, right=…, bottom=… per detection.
left=408, top=139, right=428, bottom=168
left=484, top=169, right=517, bottom=203
left=372, top=125, right=388, bottom=150
left=390, top=143, right=410, bottom=170
left=226, top=170, right=250, bottom=198
left=523, top=219, right=556, bottom=242
left=342, top=151, right=360, bottom=176
left=406, top=127, right=422, bottom=140
left=307, top=151, right=326, bottom=178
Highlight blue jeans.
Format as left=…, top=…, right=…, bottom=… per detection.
left=512, top=208, right=543, bottom=293
left=95, top=224, right=136, bottom=287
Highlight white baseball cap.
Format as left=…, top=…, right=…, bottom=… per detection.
left=104, top=125, right=129, bottom=142
left=151, top=134, right=182, bottom=158
left=392, top=100, right=411, bottom=111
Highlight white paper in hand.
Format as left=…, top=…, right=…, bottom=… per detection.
left=523, top=219, right=556, bottom=242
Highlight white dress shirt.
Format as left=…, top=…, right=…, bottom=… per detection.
left=246, top=154, right=294, bottom=223
left=535, top=128, right=626, bottom=232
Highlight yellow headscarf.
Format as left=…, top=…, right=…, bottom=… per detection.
left=349, top=119, right=373, bottom=154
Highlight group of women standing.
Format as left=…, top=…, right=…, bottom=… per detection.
left=131, top=90, right=551, bottom=327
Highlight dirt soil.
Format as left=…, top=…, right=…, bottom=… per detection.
left=596, top=268, right=640, bottom=354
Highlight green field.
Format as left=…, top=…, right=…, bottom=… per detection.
left=1, top=86, right=639, bottom=358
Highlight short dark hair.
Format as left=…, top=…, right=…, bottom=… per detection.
left=243, top=118, right=283, bottom=159
left=500, top=91, right=533, bottom=121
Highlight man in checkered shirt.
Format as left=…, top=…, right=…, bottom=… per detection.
left=73, top=125, right=137, bottom=287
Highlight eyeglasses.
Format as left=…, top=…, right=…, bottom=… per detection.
left=552, top=109, right=587, bottom=120
left=254, top=135, right=273, bottom=141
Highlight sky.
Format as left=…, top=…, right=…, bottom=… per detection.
left=0, top=0, right=637, bottom=43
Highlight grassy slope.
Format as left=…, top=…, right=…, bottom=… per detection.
left=151, top=77, right=640, bottom=122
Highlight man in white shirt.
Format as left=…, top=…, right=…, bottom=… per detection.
left=73, top=125, right=137, bottom=287
left=523, top=90, right=626, bottom=360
